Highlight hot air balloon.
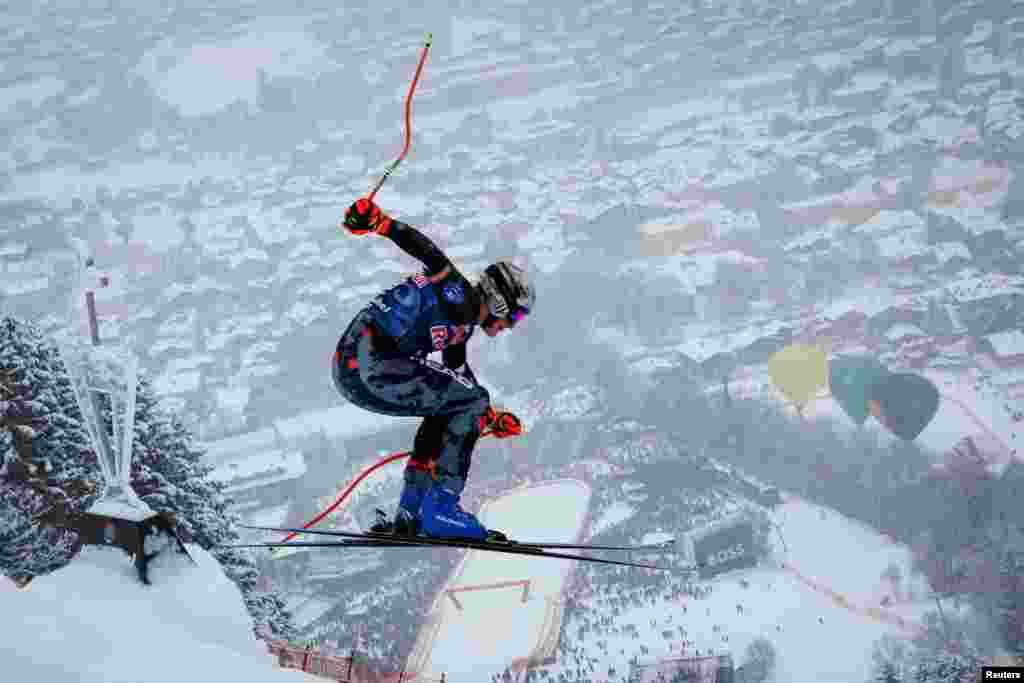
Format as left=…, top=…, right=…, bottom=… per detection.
left=768, top=343, right=828, bottom=414
left=828, top=355, right=891, bottom=427
left=868, top=372, right=941, bottom=441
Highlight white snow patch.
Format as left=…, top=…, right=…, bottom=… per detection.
left=274, top=402, right=420, bottom=443
left=210, top=448, right=307, bottom=492
left=852, top=210, right=925, bottom=236
left=0, top=545, right=321, bottom=683
left=589, top=500, right=636, bottom=537
left=285, top=301, right=327, bottom=327
left=833, top=71, right=889, bottom=97
left=153, top=368, right=201, bottom=395
left=884, top=36, right=936, bottom=57
left=141, top=26, right=332, bottom=117
left=986, top=329, right=1024, bottom=357
left=418, top=480, right=591, bottom=682
left=0, top=75, right=65, bottom=110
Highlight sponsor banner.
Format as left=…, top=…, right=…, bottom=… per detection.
left=693, top=519, right=756, bottom=580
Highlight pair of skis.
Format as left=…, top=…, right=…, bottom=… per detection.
left=229, top=525, right=687, bottom=572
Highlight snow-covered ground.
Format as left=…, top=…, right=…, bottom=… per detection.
left=391, top=482, right=940, bottom=683
left=140, top=22, right=333, bottom=118
left=0, top=544, right=321, bottom=683
left=413, top=479, right=591, bottom=682
left=0, top=494, right=967, bottom=683
left=537, top=496, right=937, bottom=683
left=773, top=498, right=932, bottom=622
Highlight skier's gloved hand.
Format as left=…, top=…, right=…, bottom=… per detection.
left=481, top=406, right=523, bottom=438
left=343, top=198, right=393, bottom=236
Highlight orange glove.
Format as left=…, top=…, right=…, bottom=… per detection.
left=343, top=198, right=393, bottom=236
left=481, top=406, right=523, bottom=438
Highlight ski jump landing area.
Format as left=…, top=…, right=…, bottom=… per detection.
left=406, top=479, right=591, bottom=683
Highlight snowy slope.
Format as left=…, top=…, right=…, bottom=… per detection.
left=538, top=495, right=938, bottom=683
left=0, top=545, right=321, bottom=683
left=415, top=480, right=591, bottom=682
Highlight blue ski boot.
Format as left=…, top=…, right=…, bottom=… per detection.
left=419, top=477, right=507, bottom=542
left=370, top=464, right=432, bottom=536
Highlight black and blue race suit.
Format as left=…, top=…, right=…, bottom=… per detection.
left=332, top=219, right=490, bottom=486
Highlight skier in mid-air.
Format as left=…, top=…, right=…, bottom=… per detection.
left=333, top=198, right=532, bottom=541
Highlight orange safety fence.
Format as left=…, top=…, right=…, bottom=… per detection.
left=267, top=640, right=445, bottom=683
left=781, top=562, right=925, bottom=636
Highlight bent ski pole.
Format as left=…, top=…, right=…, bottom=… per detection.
left=278, top=422, right=516, bottom=544
left=367, top=32, right=433, bottom=203
left=278, top=450, right=409, bottom=544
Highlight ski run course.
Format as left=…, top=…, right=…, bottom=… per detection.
left=407, top=479, right=591, bottom=682
left=403, top=484, right=941, bottom=682
left=553, top=493, right=938, bottom=683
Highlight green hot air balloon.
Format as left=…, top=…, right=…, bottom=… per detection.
left=868, top=372, right=941, bottom=441
left=828, top=355, right=891, bottom=427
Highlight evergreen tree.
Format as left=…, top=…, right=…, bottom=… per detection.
left=997, top=545, right=1024, bottom=655
left=872, top=634, right=909, bottom=683
left=0, top=316, right=98, bottom=582
left=128, top=374, right=297, bottom=640
left=742, top=637, right=777, bottom=682
left=909, top=649, right=980, bottom=683
left=908, top=609, right=987, bottom=681
left=875, top=660, right=903, bottom=682
left=0, top=315, right=296, bottom=638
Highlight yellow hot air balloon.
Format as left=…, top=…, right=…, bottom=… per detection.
left=768, top=343, right=828, bottom=414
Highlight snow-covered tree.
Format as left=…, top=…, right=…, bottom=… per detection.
left=742, top=637, right=777, bottom=682
left=875, top=660, right=904, bottom=682
left=909, top=649, right=980, bottom=682
left=0, top=315, right=295, bottom=638
left=127, top=374, right=297, bottom=640
left=996, top=546, right=1024, bottom=655
left=873, top=609, right=989, bottom=683
left=872, top=635, right=910, bottom=682
left=0, top=316, right=98, bottom=583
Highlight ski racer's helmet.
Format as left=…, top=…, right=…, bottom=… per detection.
left=479, top=261, right=535, bottom=325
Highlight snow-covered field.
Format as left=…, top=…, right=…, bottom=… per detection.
left=773, top=498, right=933, bottom=627
left=537, top=496, right=936, bottom=683
left=0, top=544, right=321, bottom=683
left=413, top=479, right=591, bottom=682
left=398, top=481, right=938, bottom=682
left=0, top=495, right=961, bottom=683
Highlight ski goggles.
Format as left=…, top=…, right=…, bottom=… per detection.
left=508, top=306, right=530, bottom=326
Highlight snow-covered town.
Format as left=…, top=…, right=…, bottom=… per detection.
left=2, top=0, right=1023, bottom=681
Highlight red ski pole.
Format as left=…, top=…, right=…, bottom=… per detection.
left=279, top=450, right=410, bottom=544
left=279, top=424, right=514, bottom=544
left=367, top=32, right=432, bottom=204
